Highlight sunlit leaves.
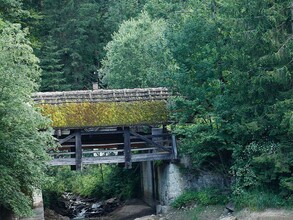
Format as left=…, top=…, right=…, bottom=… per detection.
left=0, top=23, right=54, bottom=216
left=101, top=12, right=177, bottom=88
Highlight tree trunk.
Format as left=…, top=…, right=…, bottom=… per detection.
left=291, top=1, right=293, bottom=34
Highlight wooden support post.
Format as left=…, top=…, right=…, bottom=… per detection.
left=124, top=127, right=132, bottom=169
left=70, top=147, right=76, bottom=170
left=152, top=128, right=163, bottom=149
left=152, top=128, right=163, bottom=158
left=70, top=132, right=76, bottom=171
left=75, top=130, right=82, bottom=171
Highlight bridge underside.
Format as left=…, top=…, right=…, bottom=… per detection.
left=50, top=126, right=177, bottom=169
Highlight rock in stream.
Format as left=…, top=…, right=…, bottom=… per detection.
left=53, top=192, right=120, bottom=219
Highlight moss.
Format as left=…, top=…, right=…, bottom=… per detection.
left=39, top=100, right=168, bottom=128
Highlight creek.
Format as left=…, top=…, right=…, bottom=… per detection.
left=53, top=192, right=120, bottom=219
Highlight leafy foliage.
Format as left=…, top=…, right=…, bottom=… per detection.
left=101, top=12, right=177, bottom=88
left=101, top=0, right=293, bottom=202
left=231, top=142, right=291, bottom=194
left=0, top=0, right=26, bottom=23
left=0, top=23, right=54, bottom=216
left=1, top=0, right=293, bottom=213
left=43, top=165, right=141, bottom=208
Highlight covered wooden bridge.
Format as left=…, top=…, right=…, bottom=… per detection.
left=33, top=88, right=177, bottom=169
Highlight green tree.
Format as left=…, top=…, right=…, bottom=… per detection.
left=0, top=0, right=43, bottom=48
left=154, top=0, right=232, bottom=173
left=100, top=0, right=145, bottom=60
left=40, top=36, right=67, bottom=91
left=103, top=0, right=145, bottom=37
left=219, top=0, right=293, bottom=193
left=102, top=0, right=293, bottom=196
left=0, top=23, right=54, bottom=216
left=169, top=0, right=293, bottom=193
left=38, top=0, right=148, bottom=91
left=0, top=0, right=25, bottom=23
left=101, top=12, right=177, bottom=88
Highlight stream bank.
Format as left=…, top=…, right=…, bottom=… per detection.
left=45, top=201, right=293, bottom=220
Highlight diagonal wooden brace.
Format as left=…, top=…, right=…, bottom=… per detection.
left=130, top=131, right=172, bottom=152
left=59, top=132, right=76, bottom=144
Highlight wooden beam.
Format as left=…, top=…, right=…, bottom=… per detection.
left=82, top=156, right=125, bottom=164
left=81, top=130, right=124, bottom=135
left=49, top=158, right=76, bottom=166
left=75, top=130, right=82, bottom=171
left=130, top=133, right=171, bottom=140
left=131, top=153, right=172, bottom=162
left=49, top=152, right=172, bottom=166
left=49, top=152, right=76, bottom=156
left=124, top=127, right=132, bottom=169
left=70, top=144, right=76, bottom=170
left=81, top=146, right=172, bottom=155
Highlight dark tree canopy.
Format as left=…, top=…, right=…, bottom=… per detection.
left=101, top=0, right=293, bottom=196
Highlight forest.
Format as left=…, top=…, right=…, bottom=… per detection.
left=0, top=0, right=292, bottom=217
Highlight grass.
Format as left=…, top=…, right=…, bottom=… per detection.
left=232, top=189, right=293, bottom=211
left=171, top=188, right=228, bottom=209
left=166, top=205, right=224, bottom=220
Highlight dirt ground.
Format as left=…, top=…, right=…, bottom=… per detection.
left=135, top=206, right=293, bottom=220
left=99, top=199, right=155, bottom=220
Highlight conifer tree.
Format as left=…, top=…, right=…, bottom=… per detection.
left=40, top=0, right=103, bottom=90
left=40, top=36, right=67, bottom=91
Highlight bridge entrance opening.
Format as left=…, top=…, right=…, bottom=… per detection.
left=50, top=126, right=177, bottom=170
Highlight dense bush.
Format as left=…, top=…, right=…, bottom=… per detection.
left=172, top=188, right=292, bottom=211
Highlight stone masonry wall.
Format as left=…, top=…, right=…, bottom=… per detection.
left=157, top=162, right=227, bottom=206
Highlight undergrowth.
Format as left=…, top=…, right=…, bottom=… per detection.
left=171, top=188, right=228, bottom=209
left=232, top=189, right=293, bottom=211
left=172, top=187, right=293, bottom=213
left=43, top=164, right=141, bottom=208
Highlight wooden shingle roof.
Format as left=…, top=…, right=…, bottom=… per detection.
left=33, top=87, right=169, bottom=104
